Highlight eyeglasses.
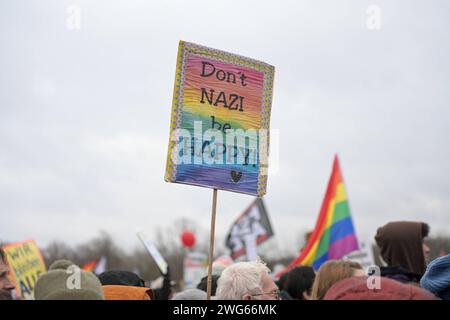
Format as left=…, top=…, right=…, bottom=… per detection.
left=251, top=290, right=280, bottom=300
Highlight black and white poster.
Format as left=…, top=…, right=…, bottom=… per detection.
left=225, top=198, right=274, bottom=260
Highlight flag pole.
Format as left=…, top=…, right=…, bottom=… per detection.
left=206, top=188, right=218, bottom=300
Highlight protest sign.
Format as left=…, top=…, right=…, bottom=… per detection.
left=137, top=231, right=168, bottom=275
left=183, top=252, right=208, bottom=289
left=165, top=41, right=275, bottom=197
left=164, top=41, right=274, bottom=299
left=2, top=239, right=47, bottom=299
left=226, top=198, right=274, bottom=261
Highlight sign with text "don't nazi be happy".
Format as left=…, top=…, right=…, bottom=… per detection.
left=165, top=41, right=275, bottom=197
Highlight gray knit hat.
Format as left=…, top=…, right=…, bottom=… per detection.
left=34, top=259, right=104, bottom=300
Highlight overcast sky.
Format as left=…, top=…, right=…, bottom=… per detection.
left=1, top=0, right=449, bottom=256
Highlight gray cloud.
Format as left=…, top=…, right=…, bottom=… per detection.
left=1, top=0, right=449, bottom=255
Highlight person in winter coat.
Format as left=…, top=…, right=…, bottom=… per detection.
left=284, top=266, right=315, bottom=300
left=98, top=270, right=154, bottom=300
left=311, top=260, right=365, bottom=300
left=34, top=260, right=104, bottom=300
left=216, top=260, right=279, bottom=300
left=375, top=221, right=430, bottom=284
left=275, top=271, right=293, bottom=300
left=420, top=254, right=450, bottom=300
left=0, top=248, right=14, bottom=299
left=98, top=268, right=172, bottom=300
left=324, top=276, right=436, bottom=300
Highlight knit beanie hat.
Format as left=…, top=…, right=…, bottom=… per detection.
left=196, top=274, right=220, bottom=296
left=420, top=254, right=450, bottom=300
left=98, top=270, right=145, bottom=287
left=34, top=259, right=104, bottom=300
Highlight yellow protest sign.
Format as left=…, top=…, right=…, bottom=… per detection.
left=2, top=239, right=47, bottom=299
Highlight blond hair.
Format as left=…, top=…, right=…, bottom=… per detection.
left=311, top=260, right=363, bottom=300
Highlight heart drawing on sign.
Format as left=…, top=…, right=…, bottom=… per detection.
left=230, top=171, right=242, bottom=183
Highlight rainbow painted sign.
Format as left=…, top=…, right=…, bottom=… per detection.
left=165, top=41, right=275, bottom=197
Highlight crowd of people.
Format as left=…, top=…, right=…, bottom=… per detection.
left=0, top=220, right=449, bottom=300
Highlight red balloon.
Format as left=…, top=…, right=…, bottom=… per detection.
left=181, top=231, right=196, bottom=248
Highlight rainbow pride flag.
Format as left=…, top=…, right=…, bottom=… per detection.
left=81, top=256, right=106, bottom=274
left=286, top=155, right=359, bottom=272
left=81, top=260, right=97, bottom=272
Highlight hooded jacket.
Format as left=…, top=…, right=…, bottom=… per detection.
left=102, top=285, right=153, bottom=300
left=324, top=276, right=436, bottom=300
left=375, top=221, right=429, bottom=283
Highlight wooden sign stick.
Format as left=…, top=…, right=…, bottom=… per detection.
left=206, top=188, right=218, bottom=300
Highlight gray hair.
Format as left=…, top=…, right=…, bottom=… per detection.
left=172, top=289, right=207, bottom=300
left=216, top=259, right=270, bottom=300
